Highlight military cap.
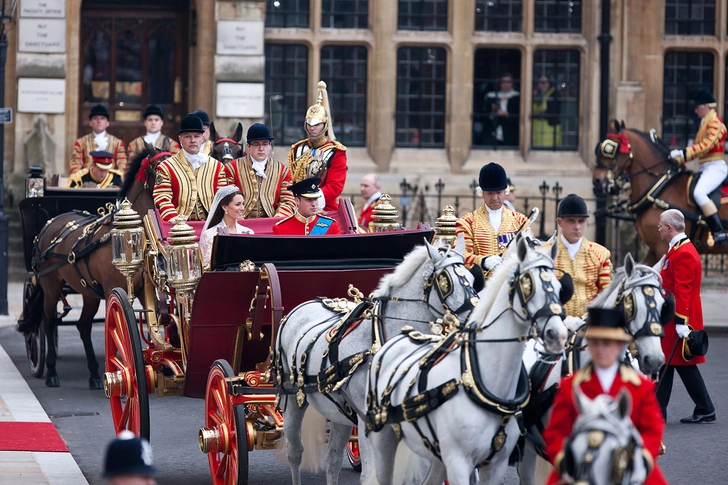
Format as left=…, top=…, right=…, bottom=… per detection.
left=291, top=177, right=323, bottom=198
left=682, top=328, right=709, bottom=361
left=143, top=104, right=164, bottom=120
left=478, top=162, right=508, bottom=192
left=247, top=123, right=274, bottom=143
left=103, top=430, right=157, bottom=478
left=192, top=109, right=211, bottom=126
left=90, top=151, right=115, bottom=170
left=557, top=194, right=589, bottom=218
left=582, top=307, right=632, bottom=342
left=692, top=89, right=716, bottom=107
left=179, top=114, right=205, bottom=134
left=89, top=104, right=110, bottom=120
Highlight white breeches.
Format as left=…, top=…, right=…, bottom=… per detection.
left=694, top=160, right=728, bottom=207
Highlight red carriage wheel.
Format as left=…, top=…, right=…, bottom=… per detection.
left=199, top=359, right=248, bottom=485
left=22, top=274, right=45, bottom=378
left=104, top=288, right=150, bottom=440
left=346, top=426, right=362, bottom=472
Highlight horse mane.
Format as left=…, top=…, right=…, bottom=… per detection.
left=119, top=149, right=152, bottom=199
left=588, top=267, right=627, bottom=308
left=626, top=128, right=672, bottom=158
left=372, top=245, right=429, bottom=297
left=467, top=245, right=520, bottom=326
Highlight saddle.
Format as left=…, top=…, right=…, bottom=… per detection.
left=686, top=172, right=728, bottom=208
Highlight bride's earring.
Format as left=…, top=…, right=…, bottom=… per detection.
left=224, top=210, right=228, bottom=215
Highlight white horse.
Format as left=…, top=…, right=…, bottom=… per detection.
left=366, top=234, right=569, bottom=485
left=274, top=235, right=482, bottom=485
left=517, top=253, right=671, bottom=485
left=559, top=389, right=650, bottom=485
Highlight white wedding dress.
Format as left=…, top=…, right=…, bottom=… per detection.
left=200, top=221, right=254, bottom=269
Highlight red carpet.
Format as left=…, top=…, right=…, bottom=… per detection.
left=0, top=422, right=68, bottom=452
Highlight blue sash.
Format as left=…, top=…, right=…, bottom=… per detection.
left=310, top=217, right=333, bottom=235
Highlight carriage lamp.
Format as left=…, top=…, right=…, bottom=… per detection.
left=110, top=199, right=145, bottom=304
left=433, top=205, right=457, bottom=247
left=26, top=166, right=44, bottom=198
left=368, top=194, right=402, bottom=232
left=164, top=215, right=202, bottom=295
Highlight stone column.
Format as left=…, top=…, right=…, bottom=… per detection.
left=194, top=0, right=216, bottom=114
left=447, top=0, right=474, bottom=173
left=368, top=0, right=397, bottom=171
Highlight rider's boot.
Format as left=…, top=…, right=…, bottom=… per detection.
left=701, top=201, right=728, bottom=245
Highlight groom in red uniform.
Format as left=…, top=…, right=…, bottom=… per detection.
left=273, top=177, right=341, bottom=235
left=543, top=307, right=667, bottom=485
left=656, top=209, right=715, bottom=423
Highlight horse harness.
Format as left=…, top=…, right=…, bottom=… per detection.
left=32, top=208, right=115, bottom=298
left=365, top=260, right=565, bottom=467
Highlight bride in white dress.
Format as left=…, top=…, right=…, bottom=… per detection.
left=199, top=185, right=254, bottom=269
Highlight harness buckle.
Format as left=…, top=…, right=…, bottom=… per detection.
left=67, top=251, right=76, bottom=264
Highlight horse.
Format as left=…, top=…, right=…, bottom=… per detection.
left=274, top=234, right=483, bottom=485
left=366, top=234, right=569, bottom=485
left=593, top=120, right=728, bottom=265
left=19, top=143, right=169, bottom=388
left=210, top=121, right=244, bottom=163
left=517, top=253, right=672, bottom=485
left=559, top=389, right=650, bottom=485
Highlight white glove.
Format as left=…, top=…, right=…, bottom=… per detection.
left=675, top=324, right=690, bottom=339
left=317, top=194, right=325, bottom=211
left=482, top=255, right=503, bottom=271
left=670, top=149, right=685, bottom=161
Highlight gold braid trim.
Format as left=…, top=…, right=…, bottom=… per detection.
left=288, top=139, right=347, bottom=183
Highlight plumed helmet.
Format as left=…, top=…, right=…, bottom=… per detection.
left=89, top=104, right=110, bottom=120
left=246, top=123, right=274, bottom=143
left=478, top=162, right=508, bottom=192
left=142, top=104, right=164, bottom=120
left=192, top=109, right=211, bottom=126
left=557, top=194, right=589, bottom=218
left=179, top=114, right=205, bottom=134
left=305, top=81, right=337, bottom=141
left=103, top=431, right=157, bottom=478
left=692, top=89, right=716, bottom=107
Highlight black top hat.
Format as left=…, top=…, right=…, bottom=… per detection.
left=247, top=123, right=274, bottom=143
left=89, top=104, right=110, bottom=120
left=582, top=307, right=632, bottom=342
left=479, top=163, right=508, bottom=192
left=143, top=104, right=164, bottom=120
left=290, top=177, right=322, bottom=198
left=192, top=109, right=211, bottom=126
left=682, top=328, right=709, bottom=361
left=103, top=431, right=157, bottom=478
left=557, top=194, right=589, bottom=218
left=90, top=151, right=115, bottom=169
left=692, top=89, right=716, bottom=107
left=179, top=114, right=205, bottom=134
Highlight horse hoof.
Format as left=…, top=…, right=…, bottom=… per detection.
left=89, top=377, right=103, bottom=390
left=45, top=376, right=60, bottom=387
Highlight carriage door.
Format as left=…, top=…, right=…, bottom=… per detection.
left=79, top=1, right=189, bottom=144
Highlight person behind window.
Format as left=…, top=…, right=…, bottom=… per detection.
left=485, top=73, right=520, bottom=147
left=532, top=75, right=562, bottom=148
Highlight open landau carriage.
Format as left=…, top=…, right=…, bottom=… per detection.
left=102, top=195, right=434, bottom=483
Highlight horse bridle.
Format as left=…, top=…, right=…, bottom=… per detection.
left=597, top=133, right=677, bottom=194
left=508, top=258, right=565, bottom=333
left=614, top=270, right=667, bottom=340
left=422, top=252, right=480, bottom=317
left=215, top=137, right=240, bottom=162
left=564, top=425, right=643, bottom=485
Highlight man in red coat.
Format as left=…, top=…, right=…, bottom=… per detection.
left=358, top=173, right=382, bottom=230
left=656, top=209, right=715, bottom=423
left=543, top=307, right=667, bottom=485
left=272, top=177, right=341, bottom=235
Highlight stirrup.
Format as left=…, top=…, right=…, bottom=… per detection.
left=713, top=231, right=728, bottom=245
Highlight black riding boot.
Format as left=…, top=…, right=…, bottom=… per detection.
left=706, top=213, right=728, bottom=245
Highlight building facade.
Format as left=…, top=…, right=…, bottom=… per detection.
left=3, top=0, right=728, bottom=206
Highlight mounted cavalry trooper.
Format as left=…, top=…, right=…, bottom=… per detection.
left=288, top=81, right=347, bottom=212
left=543, top=307, right=668, bottom=485
left=192, top=109, right=213, bottom=156
left=455, top=162, right=528, bottom=273
left=670, top=89, right=728, bottom=245
left=555, top=194, right=613, bottom=317
left=273, top=177, right=341, bottom=235
left=225, top=123, right=296, bottom=219
left=127, top=104, right=181, bottom=159
left=67, top=151, right=123, bottom=189
left=152, top=114, right=228, bottom=222
left=70, top=104, right=127, bottom=174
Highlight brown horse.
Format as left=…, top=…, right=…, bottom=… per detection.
left=593, top=120, right=728, bottom=265
left=27, top=143, right=170, bottom=388
left=210, top=121, right=244, bottom=163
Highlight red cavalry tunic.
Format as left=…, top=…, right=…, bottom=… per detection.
left=543, top=364, right=668, bottom=485
left=660, top=236, right=705, bottom=366
left=272, top=213, right=342, bottom=235
left=288, top=139, right=347, bottom=212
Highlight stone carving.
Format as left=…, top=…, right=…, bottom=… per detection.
left=23, top=114, right=55, bottom=175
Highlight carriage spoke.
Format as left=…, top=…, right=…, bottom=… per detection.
left=120, top=398, right=131, bottom=429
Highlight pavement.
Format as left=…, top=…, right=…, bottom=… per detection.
left=0, top=280, right=727, bottom=485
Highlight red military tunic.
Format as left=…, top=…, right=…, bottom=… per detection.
left=272, top=213, right=342, bottom=235
left=288, top=139, right=347, bottom=212
left=543, top=363, right=668, bottom=485
left=660, top=236, right=705, bottom=366
left=359, top=194, right=382, bottom=229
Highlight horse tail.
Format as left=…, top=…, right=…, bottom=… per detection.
left=393, top=440, right=429, bottom=485
left=299, top=406, right=327, bottom=473
left=17, top=281, right=44, bottom=334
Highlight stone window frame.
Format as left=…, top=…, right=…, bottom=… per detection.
left=265, top=0, right=310, bottom=29
left=397, top=0, right=449, bottom=32
left=665, top=0, right=716, bottom=36
left=264, top=43, right=310, bottom=146
left=321, top=0, right=369, bottom=29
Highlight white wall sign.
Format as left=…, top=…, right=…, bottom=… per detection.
left=21, top=0, right=65, bottom=18
left=18, top=78, right=66, bottom=113
left=18, top=18, right=65, bottom=53
left=216, top=83, right=265, bottom=118
left=216, top=20, right=264, bottom=55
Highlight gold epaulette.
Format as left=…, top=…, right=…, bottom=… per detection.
left=318, top=215, right=334, bottom=222
left=67, top=168, right=90, bottom=187
left=572, top=363, right=592, bottom=386
left=330, top=140, right=347, bottom=152
left=109, top=168, right=124, bottom=177
left=673, top=238, right=690, bottom=250
left=618, top=363, right=642, bottom=386
left=274, top=215, right=294, bottom=226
